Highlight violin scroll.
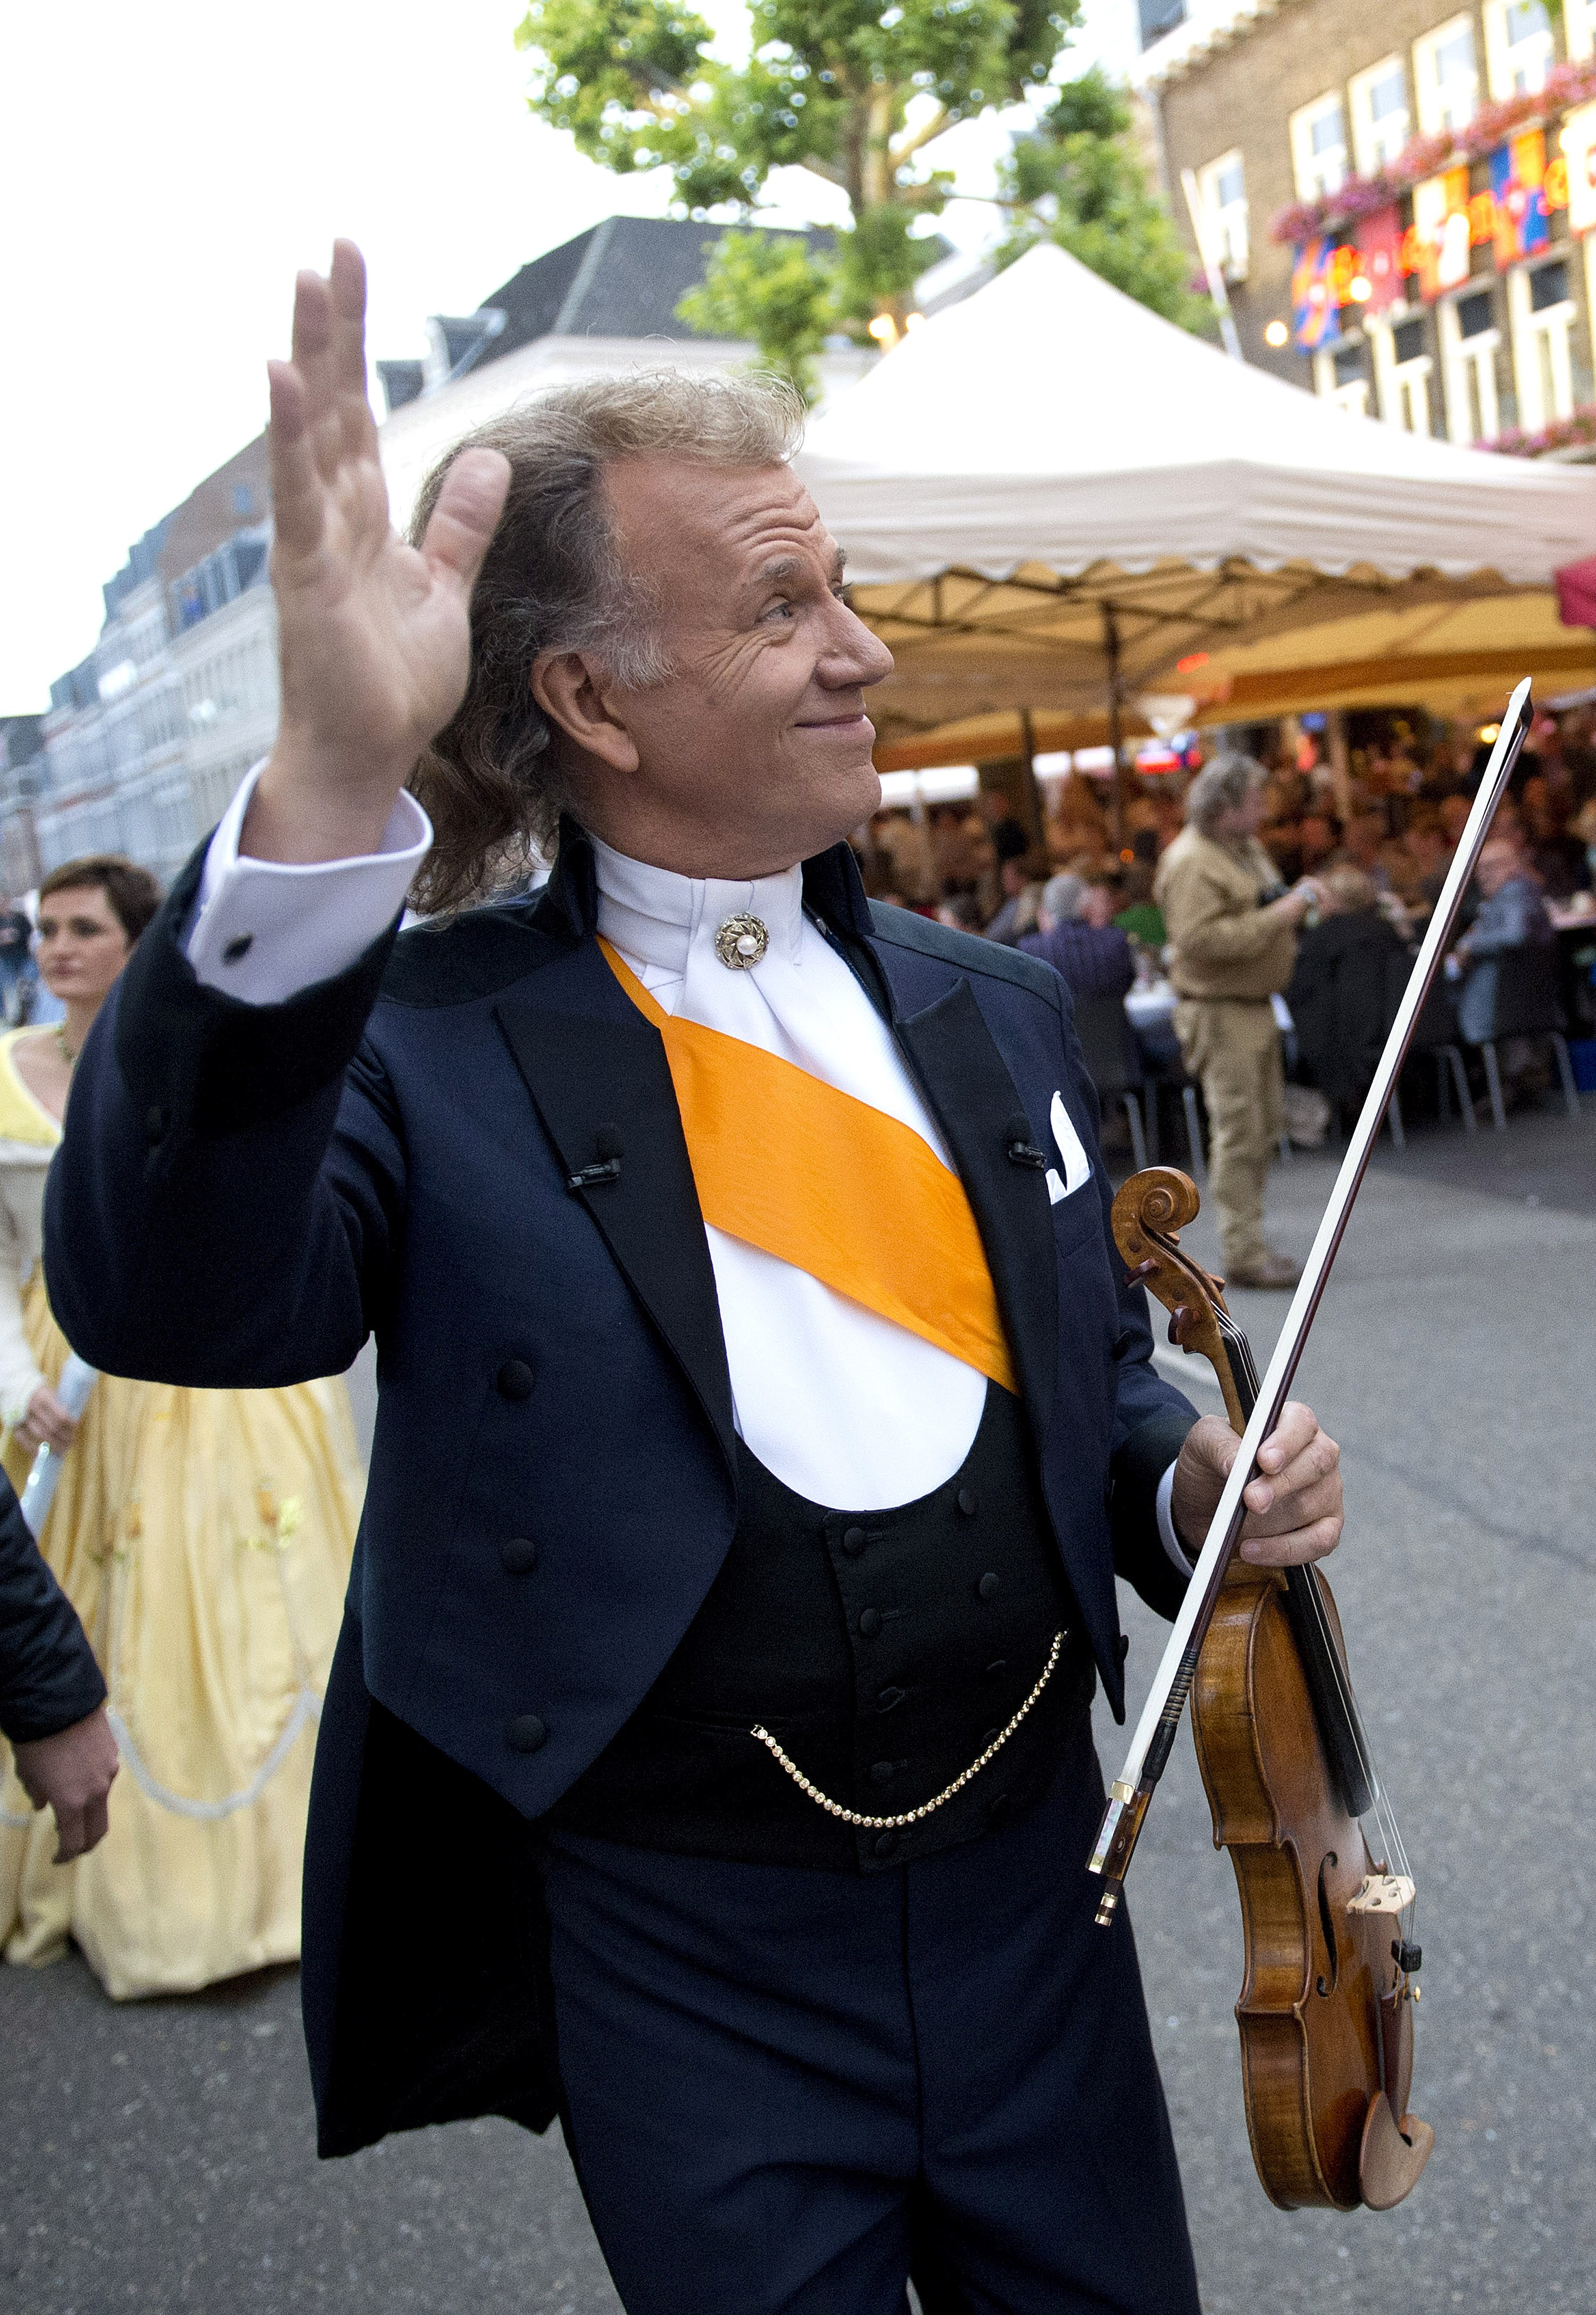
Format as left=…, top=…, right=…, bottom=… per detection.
left=1111, top=1167, right=1250, bottom=1435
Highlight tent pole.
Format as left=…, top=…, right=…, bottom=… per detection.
left=1105, top=607, right=1127, bottom=855
left=1324, top=707, right=1351, bottom=819
left=1019, top=706, right=1044, bottom=850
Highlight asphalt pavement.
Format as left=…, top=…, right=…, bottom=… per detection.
left=4, top=1101, right=1594, bottom=2314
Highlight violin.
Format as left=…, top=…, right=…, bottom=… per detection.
left=1086, top=677, right=1536, bottom=2212
left=1112, top=1167, right=1431, bottom=2210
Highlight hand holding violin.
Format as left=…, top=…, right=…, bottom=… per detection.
left=1171, top=1401, right=1343, bottom=1567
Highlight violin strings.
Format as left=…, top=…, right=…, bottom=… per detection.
left=1212, top=1308, right=1417, bottom=1946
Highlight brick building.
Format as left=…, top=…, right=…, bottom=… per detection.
left=1130, top=0, right=1596, bottom=452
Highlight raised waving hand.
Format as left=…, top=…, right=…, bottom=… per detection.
left=245, top=242, right=510, bottom=864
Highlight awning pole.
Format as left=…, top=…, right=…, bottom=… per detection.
left=1105, top=607, right=1127, bottom=855
left=1019, top=705, right=1044, bottom=849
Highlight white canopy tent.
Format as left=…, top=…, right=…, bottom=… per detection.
left=794, top=244, right=1596, bottom=762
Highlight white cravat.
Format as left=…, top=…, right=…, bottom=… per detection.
left=588, top=836, right=987, bottom=1507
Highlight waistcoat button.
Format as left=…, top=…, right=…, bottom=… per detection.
left=869, top=1760, right=896, bottom=1786
left=506, top=1713, right=547, bottom=1753
left=858, top=1608, right=882, bottom=1639
left=876, top=1686, right=905, bottom=1713
left=874, top=1830, right=899, bottom=1858
left=842, top=1525, right=867, bottom=1556
left=497, top=1359, right=534, bottom=1401
left=501, top=1536, right=539, bottom=1575
left=978, top=1571, right=1000, bottom=1601
left=982, top=1727, right=1001, bottom=1748
left=957, top=1487, right=978, bottom=1517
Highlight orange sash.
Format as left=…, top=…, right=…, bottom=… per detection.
left=600, top=938, right=1016, bottom=1395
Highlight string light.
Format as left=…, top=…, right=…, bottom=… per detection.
left=868, top=314, right=897, bottom=345
left=1264, top=318, right=1290, bottom=347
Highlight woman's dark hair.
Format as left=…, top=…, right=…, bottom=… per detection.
left=38, top=855, right=163, bottom=944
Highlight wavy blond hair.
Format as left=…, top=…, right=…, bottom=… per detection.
left=406, top=368, right=804, bottom=914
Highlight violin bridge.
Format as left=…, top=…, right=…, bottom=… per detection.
left=1347, top=1872, right=1417, bottom=1916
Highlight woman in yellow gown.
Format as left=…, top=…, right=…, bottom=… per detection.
left=0, top=856, right=363, bottom=1998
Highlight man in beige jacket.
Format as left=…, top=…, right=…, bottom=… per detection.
left=1154, top=756, right=1323, bottom=1288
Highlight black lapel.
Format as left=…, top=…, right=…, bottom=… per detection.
left=494, top=948, right=737, bottom=1478
left=891, top=981, right=1060, bottom=1450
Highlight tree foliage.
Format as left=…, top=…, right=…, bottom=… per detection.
left=996, top=69, right=1212, bottom=331
left=676, top=228, right=835, bottom=404
left=517, top=2, right=1209, bottom=395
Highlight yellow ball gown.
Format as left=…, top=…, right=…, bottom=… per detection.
left=0, top=1029, right=363, bottom=1998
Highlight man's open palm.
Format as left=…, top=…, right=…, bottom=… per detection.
left=255, top=242, right=510, bottom=861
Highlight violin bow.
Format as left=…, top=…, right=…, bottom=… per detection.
left=1090, top=677, right=1535, bottom=1919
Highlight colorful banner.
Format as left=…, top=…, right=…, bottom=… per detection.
left=1354, top=204, right=1404, bottom=314
left=1562, top=102, right=1596, bottom=235
left=1291, top=239, right=1333, bottom=348
left=1409, top=168, right=1472, bottom=299
left=1490, top=129, right=1550, bottom=264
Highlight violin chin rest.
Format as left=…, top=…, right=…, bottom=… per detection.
left=1358, top=2094, right=1436, bottom=2210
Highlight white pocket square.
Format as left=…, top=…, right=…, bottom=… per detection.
left=1050, top=1091, right=1092, bottom=1196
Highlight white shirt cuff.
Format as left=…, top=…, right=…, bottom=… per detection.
left=1156, top=1459, right=1194, bottom=1577
left=185, top=761, right=432, bottom=1006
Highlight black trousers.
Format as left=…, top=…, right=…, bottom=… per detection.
left=542, top=1714, right=1199, bottom=2315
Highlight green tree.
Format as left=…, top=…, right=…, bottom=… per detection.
left=995, top=68, right=1212, bottom=331
left=516, top=4, right=1211, bottom=396
left=517, top=0, right=1078, bottom=397
left=676, top=228, right=835, bottom=406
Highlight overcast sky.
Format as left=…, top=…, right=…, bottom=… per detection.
left=0, top=0, right=1104, bottom=709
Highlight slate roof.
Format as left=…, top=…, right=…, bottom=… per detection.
left=476, top=216, right=832, bottom=361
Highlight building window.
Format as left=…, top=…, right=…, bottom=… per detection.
left=1415, top=16, right=1480, bottom=135
left=1483, top=0, right=1555, bottom=98
left=1290, top=94, right=1349, bottom=201
left=1440, top=288, right=1501, bottom=440
left=1314, top=338, right=1370, bottom=417
left=1508, top=257, right=1577, bottom=430
left=1373, top=314, right=1435, bottom=432
left=1195, top=149, right=1249, bottom=279
left=1349, top=57, right=1410, bottom=174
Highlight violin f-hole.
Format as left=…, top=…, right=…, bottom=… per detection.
left=1316, top=1852, right=1341, bottom=1996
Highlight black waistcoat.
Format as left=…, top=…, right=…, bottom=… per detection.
left=548, top=1384, right=1094, bottom=1873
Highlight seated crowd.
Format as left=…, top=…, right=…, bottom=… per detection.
left=857, top=707, right=1596, bottom=1132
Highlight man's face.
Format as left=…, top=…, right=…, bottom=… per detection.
left=1299, top=815, right=1334, bottom=866
left=1476, top=842, right=1520, bottom=895
left=1079, top=885, right=1116, bottom=928
left=539, top=457, right=894, bottom=878
left=1210, top=784, right=1266, bottom=843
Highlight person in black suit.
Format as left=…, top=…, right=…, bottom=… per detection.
left=1285, top=865, right=1411, bottom=1127
left=47, top=243, right=1344, bottom=2315
left=1, top=1476, right=118, bottom=1865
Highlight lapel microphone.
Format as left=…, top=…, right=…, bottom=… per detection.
left=567, top=1124, right=624, bottom=1192
left=1004, top=1113, right=1048, bottom=1170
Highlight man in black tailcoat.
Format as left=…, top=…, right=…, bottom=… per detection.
left=48, top=244, right=1344, bottom=2314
